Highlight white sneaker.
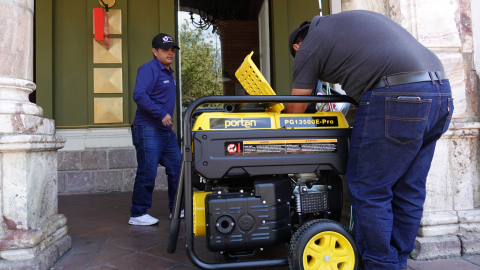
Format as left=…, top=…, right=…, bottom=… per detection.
left=143, top=214, right=159, bottom=223
left=128, top=214, right=159, bottom=226
left=169, top=210, right=184, bottom=219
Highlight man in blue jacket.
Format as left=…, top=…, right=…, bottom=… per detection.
left=129, top=33, right=183, bottom=226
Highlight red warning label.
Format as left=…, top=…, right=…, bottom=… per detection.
left=225, top=142, right=243, bottom=155
left=227, top=144, right=237, bottom=154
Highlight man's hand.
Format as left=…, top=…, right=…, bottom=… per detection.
left=162, top=114, right=174, bottom=127
left=285, top=88, right=313, bottom=113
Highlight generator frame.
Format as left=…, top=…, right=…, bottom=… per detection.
left=167, top=94, right=357, bottom=270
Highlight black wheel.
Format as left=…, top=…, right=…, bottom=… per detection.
left=288, top=219, right=360, bottom=270
left=326, top=172, right=343, bottom=222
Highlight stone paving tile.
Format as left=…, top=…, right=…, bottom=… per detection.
left=143, top=237, right=191, bottom=263
left=62, top=206, right=105, bottom=219
left=408, top=258, right=480, bottom=270
left=68, top=221, right=120, bottom=236
left=70, top=195, right=124, bottom=207
left=87, top=252, right=177, bottom=270
left=80, top=224, right=156, bottom=242
left=87, top=244, right=135, bottom=268
left=73, top=209, right=128, bottom=222
left=151, top=222, right=185, bottom=235
left=108, top=231, right=170, bottom=251
left=88, top=199, right=132, bottom=211
left=53, top=253, right=94, bottom=270
left=70, top=235, right=109, bottom=255
left=64, top=216, right=93, bottom=227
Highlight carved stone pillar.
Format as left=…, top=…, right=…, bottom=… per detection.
left=0, top=0, right=70, bottom=269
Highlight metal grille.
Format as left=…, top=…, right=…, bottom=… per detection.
left=300, top=192, right=328, bottom=214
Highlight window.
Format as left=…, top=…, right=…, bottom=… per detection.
left=178, top=0, right=271, bottom=110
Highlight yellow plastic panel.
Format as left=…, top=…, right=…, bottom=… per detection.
left=193, top=191, right=211, bottom=237
left=235, top=52, right=284, bottom=113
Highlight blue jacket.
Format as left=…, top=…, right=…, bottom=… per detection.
left=132, top=58, right=176, bottom=130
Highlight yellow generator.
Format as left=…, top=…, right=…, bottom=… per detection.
left=168, top=52, right=361, bottom=270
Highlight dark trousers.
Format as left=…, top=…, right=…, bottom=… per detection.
left=346, top=81, right=453, bottom=269
left=130, top=125, right=181, bottom=217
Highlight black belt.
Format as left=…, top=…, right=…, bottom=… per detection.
left=370, top=71, right=448, bottom=90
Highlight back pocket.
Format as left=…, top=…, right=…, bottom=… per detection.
left=385, top=97, right=432, bottom=144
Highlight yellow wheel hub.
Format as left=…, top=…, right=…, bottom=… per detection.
left=302, top=231, right=355, bottom=270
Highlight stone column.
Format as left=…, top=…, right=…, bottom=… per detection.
left=342, top=0, right=480, bottom=260
left=0, top=1, right=70, bottom=269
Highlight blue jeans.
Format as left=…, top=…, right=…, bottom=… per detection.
left=131, top=125, right=181, bottom=217
left=346, top=81, right=453, bottom=270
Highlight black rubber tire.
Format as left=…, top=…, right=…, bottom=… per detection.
left=288, top=219, right=360, bottom=270
left=326, top=172, right=343, bottom=222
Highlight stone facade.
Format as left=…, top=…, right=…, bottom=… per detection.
left=0, top=0, right=70, bottom=269
left=341, top=0, right=480, bottom=260
left=57, top=147, right=169, bottom=194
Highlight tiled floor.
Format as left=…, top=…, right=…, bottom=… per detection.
left=53, top=191, right=480, bottom=270
left=54, top=190, right=289, bottom=270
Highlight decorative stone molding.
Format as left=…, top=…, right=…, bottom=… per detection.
left=56, top=128, right=133, bottom=151
left=0, top=135, right=65, bottom=152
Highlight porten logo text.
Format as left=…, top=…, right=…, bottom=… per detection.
left=225, top=119, right=257, bottom=128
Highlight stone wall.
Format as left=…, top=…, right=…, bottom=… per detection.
left=57, top=148, right=168, bottom=194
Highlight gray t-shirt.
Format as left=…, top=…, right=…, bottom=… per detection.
left=292, top=10, right=444, bottom=102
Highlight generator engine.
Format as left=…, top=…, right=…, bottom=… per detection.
left=291, top=173, right=329, bottom=215
left=204, top=177, right=292, bottom=252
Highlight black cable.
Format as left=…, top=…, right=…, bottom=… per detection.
left=100, top=0, right=109, bottom=12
